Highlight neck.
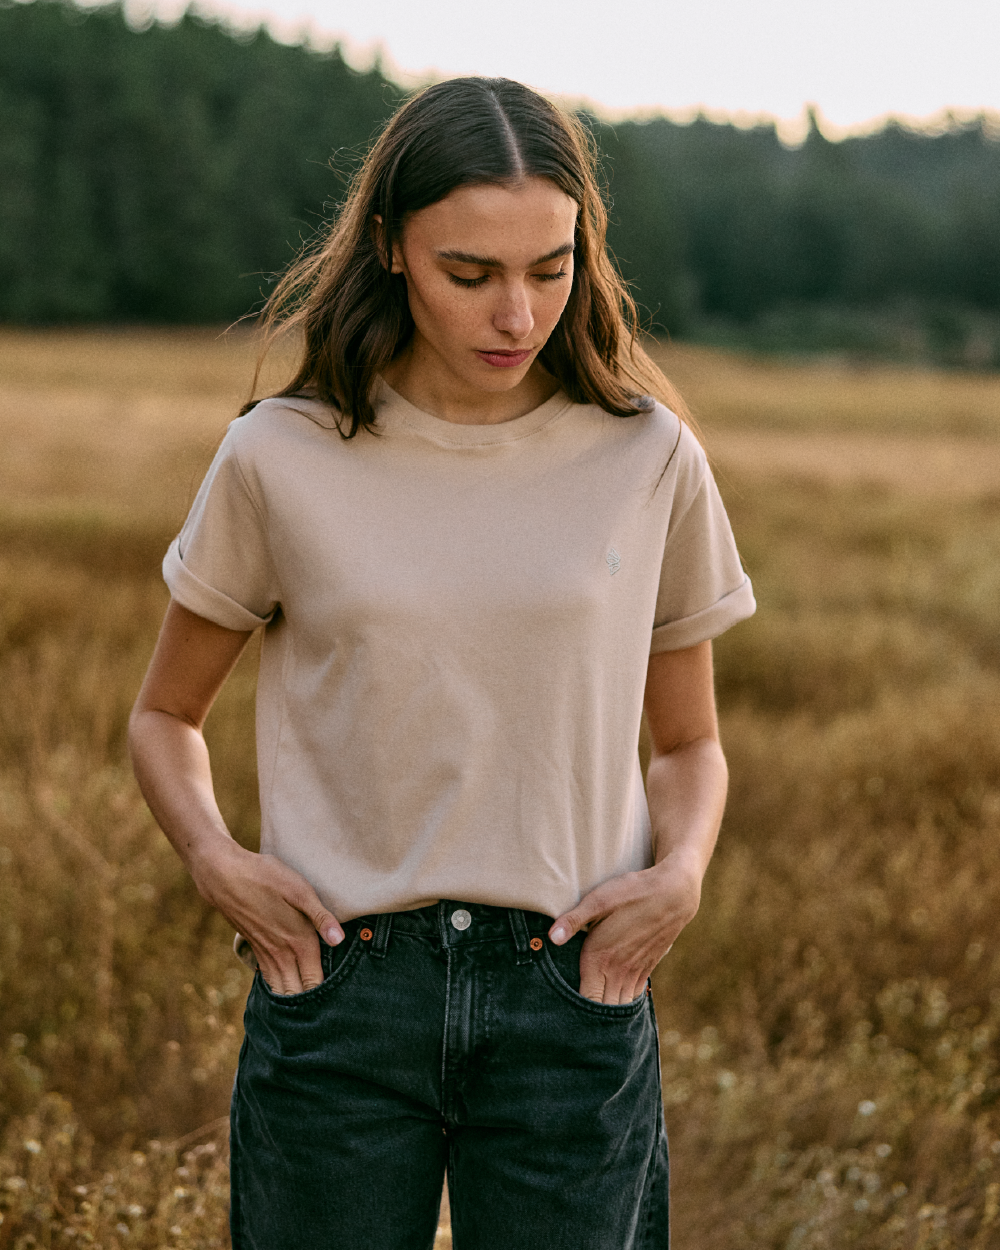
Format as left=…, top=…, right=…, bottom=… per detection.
left=382, top=339, right=559, bottom=425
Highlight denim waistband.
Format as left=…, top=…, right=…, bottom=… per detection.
left=234, top=901, right=559, bottom=970
left=349, top=901, right=557, bottom=959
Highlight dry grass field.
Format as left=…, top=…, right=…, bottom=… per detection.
left=1, top=328, right=999, bottom=1249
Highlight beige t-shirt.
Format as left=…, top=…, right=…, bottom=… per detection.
left=164, top=383, right=755, bottom=921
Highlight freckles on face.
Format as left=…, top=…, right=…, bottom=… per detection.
left=390, top=177, right=578, bottom=384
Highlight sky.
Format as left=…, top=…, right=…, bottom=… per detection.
left=131, top=0, right=1000, bottom=140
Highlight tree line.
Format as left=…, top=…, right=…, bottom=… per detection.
left=2, top=0, right=999, bottom=360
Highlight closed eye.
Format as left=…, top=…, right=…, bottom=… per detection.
left=447, top=269, right=569, bottom=289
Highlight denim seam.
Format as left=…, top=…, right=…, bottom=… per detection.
left=441, top=943, right=453, bottom=1120
left=229, top=1051, right=248, bottom=1250
left=638, top=996, right=668, bottom=1250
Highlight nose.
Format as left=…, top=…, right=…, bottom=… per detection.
left=492, top=282, right=534, bottom=341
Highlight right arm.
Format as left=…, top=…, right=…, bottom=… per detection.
left=128, top=600, right=344, bottom=994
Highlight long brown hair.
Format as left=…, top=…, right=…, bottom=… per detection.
left=245, top=76, right=692, bottom=437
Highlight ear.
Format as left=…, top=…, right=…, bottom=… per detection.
left=370, top=214, right=403, bottom=274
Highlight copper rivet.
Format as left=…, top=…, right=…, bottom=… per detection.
left=360, top=928, right=373, bottom=941
left=530, top=937, right=543, bottom=951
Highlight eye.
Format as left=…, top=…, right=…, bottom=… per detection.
left=448, top=274, right=489, bottom=289
left=534, top=269, right=569, bottom=283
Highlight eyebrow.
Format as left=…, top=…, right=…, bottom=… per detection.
left=435, top=242, right=575, bottom=268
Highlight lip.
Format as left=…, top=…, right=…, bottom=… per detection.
left=475, top=348, right=534, bottom=369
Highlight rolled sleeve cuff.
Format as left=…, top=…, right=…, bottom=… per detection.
left=650, top=576, right=756, bottom=654
left=163, top=538, right=273, bottom=632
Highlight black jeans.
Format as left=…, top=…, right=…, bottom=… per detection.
left=230, top=901, right=669, bottom=1249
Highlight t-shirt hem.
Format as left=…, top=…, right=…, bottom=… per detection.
left=649, top=576, right=756, bottom=653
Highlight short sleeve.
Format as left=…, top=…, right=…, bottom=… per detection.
left=650, top=440, right=755, bottom=654
left=162, top=423, right=280, bottom=632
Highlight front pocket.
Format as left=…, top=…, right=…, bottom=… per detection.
left=256, top=932, right=363, bottom=1008
left=538, top=943, right=649, bottom=1020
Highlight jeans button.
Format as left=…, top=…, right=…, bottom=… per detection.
left=451, top=909, right=472, bottom=931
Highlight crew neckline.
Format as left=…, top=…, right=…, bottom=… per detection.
left=375, top=378, right=574, bottom=447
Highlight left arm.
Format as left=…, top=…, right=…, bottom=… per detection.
left=548, top=640, right=728, bottom=1004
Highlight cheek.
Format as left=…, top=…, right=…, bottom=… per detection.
left=408, top=275, right=475, bottom=339
left=538, top=279, right=573, bottom=327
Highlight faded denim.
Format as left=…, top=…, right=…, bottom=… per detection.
left=230, top=901, right=669, bottom=1249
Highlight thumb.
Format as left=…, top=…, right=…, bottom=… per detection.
left=298, top=887, right=344, bottom=946
left=548, top=893, right=604, bottom=946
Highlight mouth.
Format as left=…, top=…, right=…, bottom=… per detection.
left=475, top=348, right=534, bottom=369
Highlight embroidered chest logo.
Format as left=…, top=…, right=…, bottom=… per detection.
left=606, top=547, right=621, bottom=576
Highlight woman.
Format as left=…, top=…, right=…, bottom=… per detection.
left=129, top=77, right=754, bottom=1250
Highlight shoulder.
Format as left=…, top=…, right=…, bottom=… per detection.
left=222, top=395, right=343, bottom=458
left=234, top=395, right=341, bottom=437
left=585, top=397, right=706, bottom=490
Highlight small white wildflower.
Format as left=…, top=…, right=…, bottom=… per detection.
left=992, top=1141, right=1000, bottom=1154
left=173, top=1187, right=188, bottom=1199
left=170, top=1227, right=183, bottom=1236
left=131, top=1152, right=146, bottom=1167
left=858, top=1100, right=877, bottom=1116
left=175, top=1167, right=190, bottom=1178
left=816, top=1170, right=835, bottom=1185
left=4, top=1177, right=27, bottom=1191
left=892, top=1183, right=908, bottom=1198
left=127, top=1204, right=144, bottom=1217
left=717, top=1070, right=737, bottom=1090
left=23, top=1139, right=42, bottom=1154
left=73, top=1185, right=88, bottom=1196
left=854, top=1198, right=869, bottom=1212
left=875, top=1143, right=892, bottom=1158
left=116, top=1223, right=130, bottom=1237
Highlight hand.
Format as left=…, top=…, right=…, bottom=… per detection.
left=548, top=857, right=702, bottom=1004
left=191, top=839, right=344, bottom=995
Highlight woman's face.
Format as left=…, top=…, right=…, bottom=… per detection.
left=386, top=177, right=578, bottom=399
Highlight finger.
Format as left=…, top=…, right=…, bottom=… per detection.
left=549, top=895, right=603, bottom=946
left=621, top=977, right=646, bottom=1005
left=600, top=963, right=648, bottom=1005
left=257, top=953, right=305, bottom=997
left=293, top=883, right=344, bottom=947
left=294, top=934, right=325, bottom=991
left=601, top=972, right=630, bottom=1005
left=578, top=963, right=606, bottom=1003
left=311, top=905, right=344, bottom=947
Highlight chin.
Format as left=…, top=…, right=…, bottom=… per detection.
left=478, top=375, right=531, bottom=395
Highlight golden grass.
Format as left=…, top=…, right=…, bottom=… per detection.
left=1, top=329, right=999, bottom=1248
left=648, top=339, right=1000, bottom=438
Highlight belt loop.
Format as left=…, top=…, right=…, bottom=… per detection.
left=370, top=912, right=393, bottom=959
left=507, top=908, right=532, bottom=966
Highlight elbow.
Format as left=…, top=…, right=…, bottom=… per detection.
left=651, top=732, right=726, bottom=766
left=127, top=701, right=148, bottom=771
